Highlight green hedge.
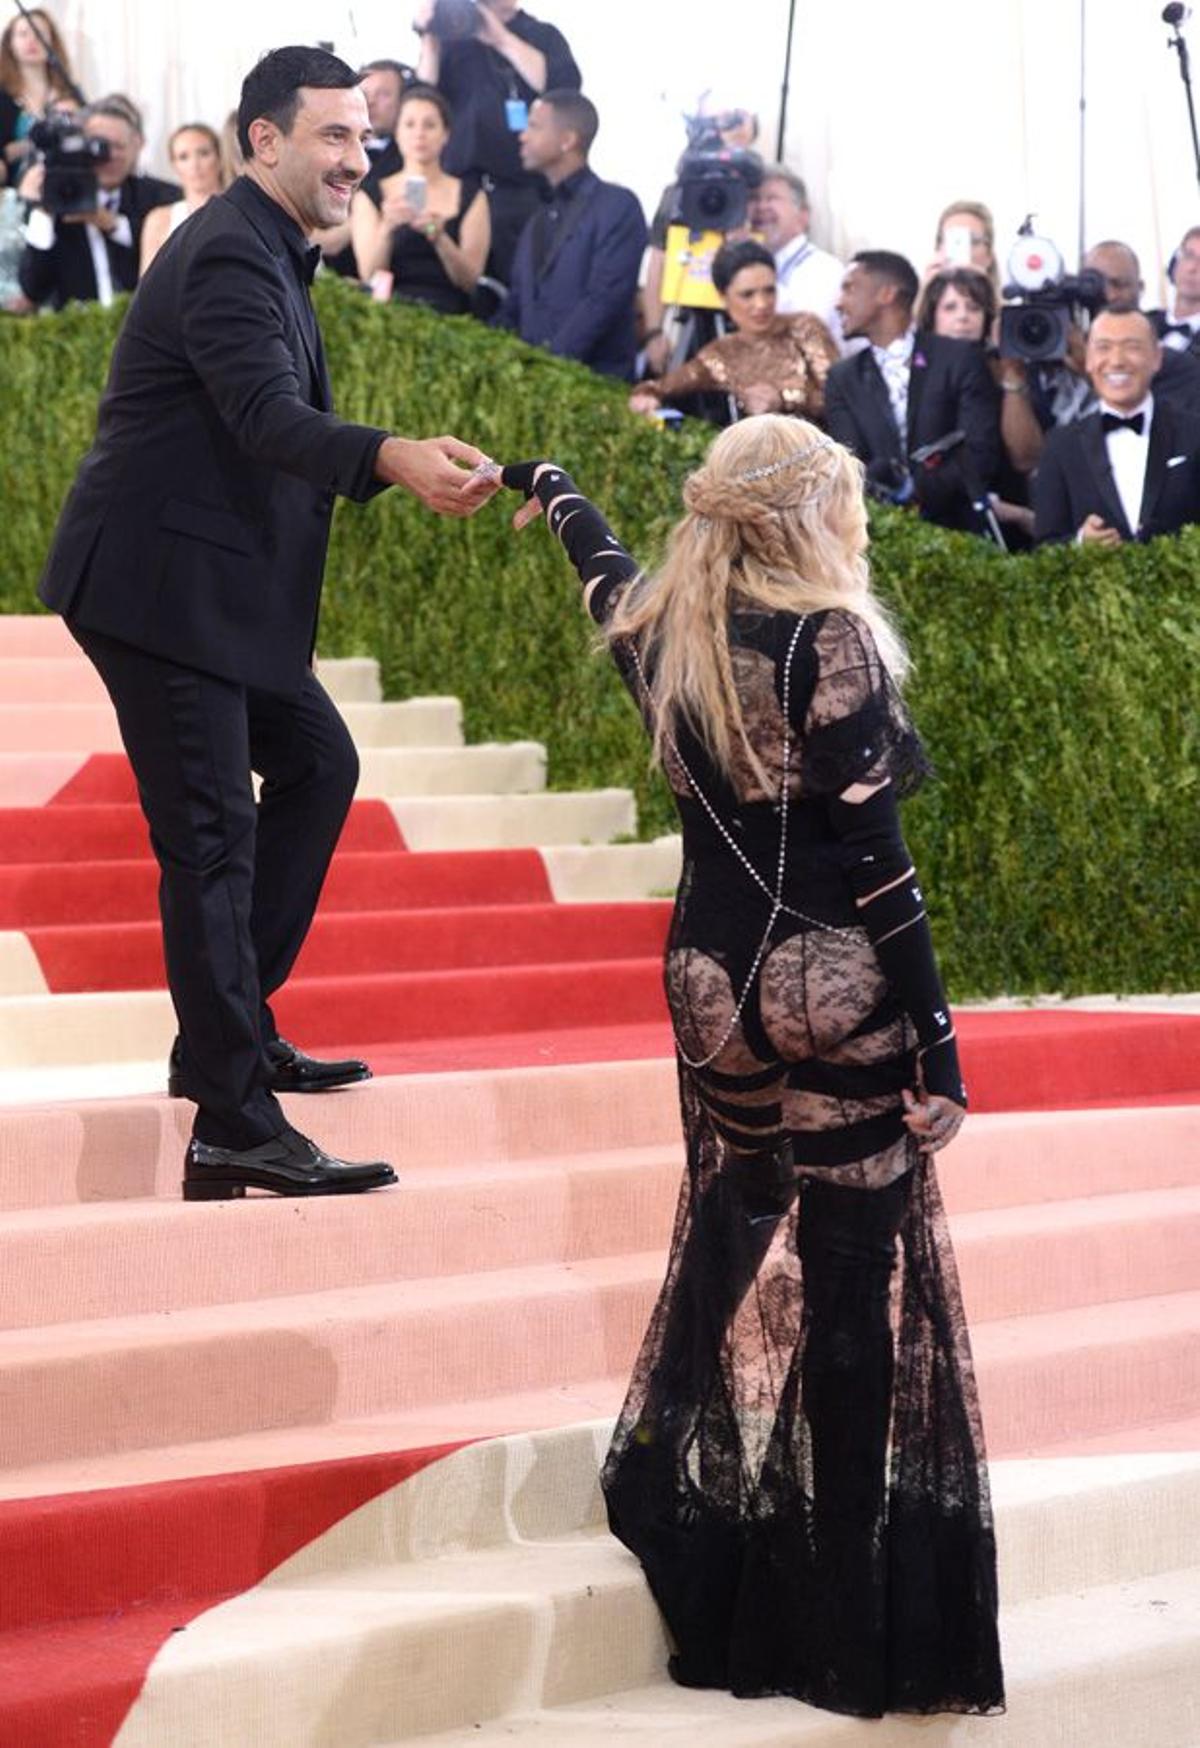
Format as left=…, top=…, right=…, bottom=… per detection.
left=2, top=284, right=1197, bottom=996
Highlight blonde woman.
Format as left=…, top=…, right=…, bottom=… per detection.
left=501, top=417, right=1004, bottom=1720
left=139, top=122, right=226, bottom=275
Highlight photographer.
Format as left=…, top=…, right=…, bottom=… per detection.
left=412, top=0, right=580, bottom=280
left=640, top=104, right=760, bottom=378
left=18, top=96, right=179, bottom=309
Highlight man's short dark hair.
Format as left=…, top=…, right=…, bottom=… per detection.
left=238, top=45, right=360, bottom=159
left=540, top=89, right=599, bottom=155
left=712, top=238, right=775, bottom=297
left=852, top=249, right=920, bottom=311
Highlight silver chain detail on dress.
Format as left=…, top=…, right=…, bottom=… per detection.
left=629, top=617, right=859, bottom=1071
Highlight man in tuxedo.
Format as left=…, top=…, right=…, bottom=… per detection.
left=18, top=98, right=179, bottom=309
left=499, top=90, right=646, bottom=380
left=1083, top=239, right=1200, bottom=414
left=1033, top=308, right=1200, bottom=545
left=823, top=250, right=1001, bottom=531
left=1149, top=226, right=1200, bottom=358
left=38, top=46, right=497, bottom=1200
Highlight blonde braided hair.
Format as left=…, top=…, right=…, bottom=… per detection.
left=608, top=414, right=908, bottom=788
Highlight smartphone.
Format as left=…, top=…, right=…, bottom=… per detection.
left=943, top=224, right=973, bottom=267
left=404, top=174, right=427, bottom=215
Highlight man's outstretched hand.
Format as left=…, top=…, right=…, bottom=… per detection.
left=375, top=435, right=501, bottom=516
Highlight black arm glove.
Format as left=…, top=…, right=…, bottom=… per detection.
left=501, top=461, right=639, bottom=620
left=826, top=781, right=966, bottom=1106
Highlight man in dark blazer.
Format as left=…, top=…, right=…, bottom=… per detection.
left=824, top=250, right=1001, bottom=531
left=18, top=99, right=179, bottom=309
left=1033, top=308, right=1200, bottom=545
left=38, top=47, right=497, bottom=1200
left=498, top=90, right=646, bottom=380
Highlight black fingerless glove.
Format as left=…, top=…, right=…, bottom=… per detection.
left=500, top=462, right=639, bottom=621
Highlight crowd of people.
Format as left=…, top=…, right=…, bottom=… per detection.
left=3, top=3, right=1200, bottom=549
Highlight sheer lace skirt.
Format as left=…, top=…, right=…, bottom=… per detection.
left=601, top=890, right=1005, bottom=1718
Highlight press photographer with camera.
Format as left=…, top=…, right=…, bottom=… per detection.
left=824, top=250, right=1001, bottom=533
left=1033, top=306, right=1200, bottom=544
left=629, top=238, right=837, bottom=424
left=0, top=6, right=77, bottom=184
left=18, top=95, right=179, bottom=309
left=411, top=0, right=580, bottom=281
left=640, top=104, right=760, bottom=378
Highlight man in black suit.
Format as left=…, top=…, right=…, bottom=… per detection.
left=499, top=90, right=646, bottom=380
left=1033, top=308, right=1200, bottom=545
left=1083, top=239, right=1200, bottom=415
left=38, top=46, right=498, bottom=1200
left=1149, top=226, right=1200, bottom=359
left=824, top=250, right=1001, bottom=531
left=18, top=98, right=179, bottom=309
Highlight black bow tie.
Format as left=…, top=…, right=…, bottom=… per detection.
left=1101, top=411, right=1145, bottom=436
left=1163, top=320, right=1195, bottom=338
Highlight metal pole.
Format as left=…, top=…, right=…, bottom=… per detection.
left=1077, top=0, right=1087, bottom=264
left=775, top=0, right=799, bottom=161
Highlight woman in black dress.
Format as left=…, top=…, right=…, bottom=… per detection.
left=500, top=416, right=1004, bottom=1720
left=351, top=83, right=489, bottom=315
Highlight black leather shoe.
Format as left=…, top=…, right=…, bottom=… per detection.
left=168, top=1036, right=372, bottom=1099
left=266, top=1037, right=372, bottom=1093
left=183, top=1126, right=397, bottom=1201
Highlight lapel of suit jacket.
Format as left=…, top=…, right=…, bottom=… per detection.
left=1080, top=412, right=1133, bottom=538
left=905, top=338, right=929, bottom=450
left=231, top=187, right=330, bottom=410
left=858, top=349, right=904, bottom=460
left=1137, top=401, right=1174, bottom=530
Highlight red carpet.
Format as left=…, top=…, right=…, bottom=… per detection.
left=0, top=1443, right=469, bottom=1748
left=0, top=799, right=405, bottom=864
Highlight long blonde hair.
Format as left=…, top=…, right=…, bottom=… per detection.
left=608, top=414, right=908, bottom=787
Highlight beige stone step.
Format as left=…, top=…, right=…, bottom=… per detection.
left=542, top=836, right=682, bottom=902
left=0, top=699, right=464, bottom=754
left=312, top=656, right=382, bottom=703
left=389, top=789, right=637, bottom=849
left=356, top=742, right=546, bottom=797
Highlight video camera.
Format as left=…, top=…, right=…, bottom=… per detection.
left=28, top=114, right=110, bottom=218
left=674, top=113, right=763, bottom=233
left=999, top=219, right=1105, bottom=363
left=428, top=0, right=483, bottom=40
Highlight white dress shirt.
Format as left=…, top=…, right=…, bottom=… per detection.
left=1161, top=301, right=1200, bottom=352
left=1099, top=392, right=1153, bottom=536
left=871, top=327, right=916, bottom=439
left=773, top=233, right=847, bottom=346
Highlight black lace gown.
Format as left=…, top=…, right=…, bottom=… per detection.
left=503, top=465, right=1005, bottom=1720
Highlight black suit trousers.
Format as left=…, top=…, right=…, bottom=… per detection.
left=70, top=625, right=359, bottom=1148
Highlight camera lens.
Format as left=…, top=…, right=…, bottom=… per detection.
left=1017, top=309, right=1054, bottom=351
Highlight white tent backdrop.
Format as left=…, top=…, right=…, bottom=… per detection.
left=43, top=0, right=1200, bottom=303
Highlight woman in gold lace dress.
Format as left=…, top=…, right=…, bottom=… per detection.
left=630, top=240, right=839, bottom=424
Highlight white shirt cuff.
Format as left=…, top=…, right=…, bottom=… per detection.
left=24, top=207, right=55, bottom=250
left=108, top=214, right=133, bottom=251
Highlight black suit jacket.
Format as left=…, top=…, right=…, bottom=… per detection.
left=18, top=173, right=180, bottom=309
left=823, top=333, right=1001, bottom=529
left=38, top=177, right=390, bottom=694
left=1033, top=401, right=1200, bottom=544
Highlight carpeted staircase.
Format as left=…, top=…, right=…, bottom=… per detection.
left=0, top=615, right=1197, bottom=1748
